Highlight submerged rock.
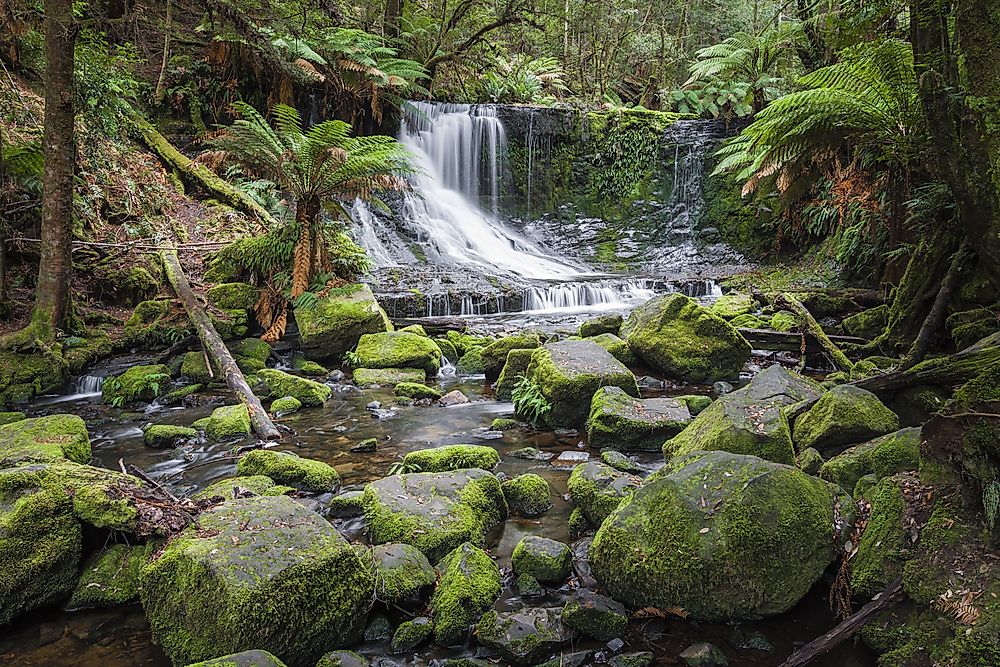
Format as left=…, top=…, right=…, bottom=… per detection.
left=140, top=495, right=373, bottom=665
left=295, top=284, right=390, bottom=362
left=793, top=384, right=899, bottom=452
left=256, top=369, right=330, bottom=407
left=589, top=450, right=855, bottom=620
left=476, top=607, right=574, bottom=665
left=587, top=386, right=691, bottom=451
left=621, top=294, right=751, bottom=383
left=819, top=427, right=921, bottom=495
left=353, top=368, right=425, bottom=386
left=401, top=444, right=499, bottom=472
left=361, top=469, right=508, bottom=561
left=511, top=536, right=572, bottom=583
left=236, top=450, right=339, bottom=492
left=355, top=331, right=442, bottom=376
left=567, top=461, right=642, bottom=525
left=430, top=542, right=501, bottom=645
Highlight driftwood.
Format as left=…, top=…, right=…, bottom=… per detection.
left=779, top=577, right=905, bottom=667
left=776, top=293, right=854, bottom=372
left=161, top=250, right=280, bottom=441
left=391, top=316, right=468, bottom=334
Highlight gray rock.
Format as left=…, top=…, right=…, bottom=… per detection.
left=588, top=386, right=691, bottom=451
left=679, top=643, right=729, bottom=667
left=562, top=590, right=628, bottom=640
left=439, top=390, right=471, bottom=406
left=476, top=607, right=575, bottom=665
left=370, top=543, right=436, bottom=605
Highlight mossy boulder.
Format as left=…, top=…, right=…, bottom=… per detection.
left=256, top=369, right=331, bottom=407
left=102, top=364, right=172, bottom=405
left=819, top=427, right=921, bottom=494
left=446, top=331, right=493, bottom=356
left=162, top=383, right=202, bottom=406
left=481, top=334, right=542, bottom=381
left=394, top=382, right=442, bottom=400
left=793, top=385, right=899, bottom=453
left=562, top=590, right=628, bottom=641
left=490, top=417, right=520, bottom=431
left=729, top=313, right=766, bottom=329
left=390, top=616, right=433, bottom=653
left=710, top=292, right=757, bottom=319
left=181, top=352, right=216, bottom=383
left=567, top=461, right=641, bottom=525
left=524, top=340, right=639, bottom=427
left=140, top=496, right=374, bottom=666
left=798, top=292, right=855, bottom=318
left=361, top=469, right=508, bottom=562
left=0, top=414, right=91, bottom=464
left=849, top=474, right=917, bottom=599
left=430, top=542, right=501, bottom=645
left=663, top=365, right=824, bottom=466
left=620, top=294, right=751, bottom=382
left=677, top=394, right=713, bottom=415
left=0, top=351, right=66, bottom=408
left=123, top=299, right=189, bottom=348
left=433, top=338, right=459, bottom=362
left=0, top=411, right=25, bottom=426
left=236, top=450, right=339, bottom=492
left=511, top=536, right=572, bottom=583
left=270, top=396, right=301, bottom=415
left=295, top=284, right=390, bottom=362
left=369, top=543, right=436, bottom=605
left=202, top=404, right=252, bottom=440
left=842, top=305, right=889, bottom=339
left=68, top=542, right=157, bottom=610
left=589, top=450, right=855, bottom=620
left=355, top=331, right=442, bottom=376
left=143, top=424, right=198, bottom=448
left=184, top=650, right=288, bottom=666
left=192, top=475, right=291, bottom=501
left=501, top=473, right=551, bottom=516
left=798, top=447, right=824, bottom=475
left=456, top=347, right=486, bottom=375
left=353, top=368, right=425, bottom=386
left=496, top=348, right=535, bottom=401
left=476, top=607, right=574, bottom=665
left=580, top=313, right=623, bottom=338
left=602, top=449, right=643, bottom=473
left=207, top=282, right=259, bottom=310
left=589, top=333, right=637, bottom=365
left=229, top=338, right=272, bottom=363
left=769, top=310, right=799, bottom=332
left=315, top=651, right=369, bottom=667
left=401, top=444, right=500, bottom=473
left=587, top=386, right=691, bottom=452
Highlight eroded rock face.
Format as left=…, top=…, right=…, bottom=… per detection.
left=295, top=284, right=390, bottom=362
left=589, top=450, right=855, bottom=620
left=140, top=496, right=374, bottom=666
left=620, top=294, right=751, bottom=383
left=588, top=386, right=691, bottom=452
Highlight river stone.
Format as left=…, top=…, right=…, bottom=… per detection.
left=501, top=473, right=552, bottom=516
left=439, top=389, right=471, bottom=406
left=390, top=616, right=434, bottom=653
left=524, top=340, right=639, bottom=427
left=355, top=331, right=442, bottom=376
left=236, top=450, right=339, bottom=492
left=580, top=313, right=623, bottom=338
left=202, top=404, right=252, bottom=440
left=361, top=469, right=508, bottom=562
left=401, top=444, right=500, bottom=472
left=511, top=536, right=572, bottom=583
left=567, top=461, right=642, bottom=525
left=620, top=294, right=751, bottom=383
left=587, top=386, right=691, bottom=451
left=793, top=384, right=899, bottom=453
left=143, top=424, right=197, bottom=448
left=430, top=542, right=502, bottom=645
left=819, top=427, right=921, bottom=495
left=679, top=643, right=729, bottom=667
left=192, top=475, right=289, bottom=501
left=601, top=450, right=643, bottom=474
left=588, top=333, right=636, bottom=365
left=664, top=365, right=825, bottom=465
left=316, top=651, right=369, bottom=667
left=589, top=450, right=855, bottom=620
left=561, top=590, right=628, bottom=640
left=256, top=369, right=331, bottom=406
left=185, top=650, right=288, bottom=666
left=295, top=284, right=389, bottom=362
left=610, top=653, right=654, bottom=667
left=476, top=607, right=575, bottom=665
left=102, top=364, right=172, bottom=405
left=370, top=543, right=437, bottom=605
left=353, top=368, right=425, bottom=386
left=140, top=495, right=373, bottom=666
left=0, top=414, right=91, bottom=464
left=481, top=334, right=542, bottom=382
left=496, top=348, right=535, bottom=400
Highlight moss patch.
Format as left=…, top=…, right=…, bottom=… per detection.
left=501, top=473, right=552, bottom=516
left=430, top=542, right=501, bottom=645
left=236, top=450, right=339, bottom=492
left=401, top=444, right=500, bottom=473
left=355, top=331, right=442, bottom=376
left=256, top=369, right=330, bottom=407
left=0, top=414, right=91, bottom=464
left=68, top=542, right=158, bottom=610
left=819, top=427, right=921, bottom=494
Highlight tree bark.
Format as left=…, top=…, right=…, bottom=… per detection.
left=160, top=250, right=281, bottom=442
left=776, top=293, right=854, bottom=373
left=902, top=241, right=972, bottom=369
left=153, top=0, right=172, bottom=104
left=384, top=0, right=401, bottom=39
left=291, top=197, right=320, bottom=298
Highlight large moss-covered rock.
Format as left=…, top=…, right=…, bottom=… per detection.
left=401, top=444, right=500, bottom=473
left=181, top=352, right=217, bottom=383
left=793, top=385, right=899, bottom=453
left=236, top=450, right=339, bottom=492
left=481, top=334, right=542, bottom=381
left=819, top=428, right=921, bottom=495
left=192, top=475, right=290, bottom=501
left=588, top=386, right=691, bottom=451
left=523, top=340, right=639, bottom=427
left=315, top=651, right=368, bottom=667
left=710, top=292, right=756, bottom=319
left=664, top=365, right=824, bottom=465
left=140, top=496, right=374, bottom=665
left=562, top=590, right=628, bottom=641
left=395, top=382, right=442, bottom=400
left=0, top=463, right=82, bottom=625
left=567, top=461, right=641, bottom=525
left=621, top=294, right=751, bottom=382
left=0, top=414, right=91, bottom=464
left=353, top=368, right=425, bottom=386
left=0, top=350, right=66, bottom=408
left=456, top=347, right=486, bottom=375
left=501, top=473, right=551, bottom=516
left=476, top=607, right=574, bottom=665
left=496, top=348, right=534, bottom=401
left=849, top=474, right=919, bottom=599
left=588, top=333, right=637, bottom=365
left=202, top=404, right=251, bottom=440
left=207, top=282, right=259, bottom=310
left=295, top=284, right=390, bottom=362
left=580, top=314, right=623, bottom=338
left=589, top=450, right=855, bottom=620
left=229, top=338, right=273, bottom=363
left=511, top=536, right=572, bottom=583
left=102, top=364, right=172, bottom=405
left=68, top=542, right=157, bottom=610
left=355, top=331, right=442, bottom=376
left=256, top=369, right=331, bottom=407
left=185, top=650, right=288, bottom=667
left=368, top=543, right=436, bottom=605
left=842, top=305, right=889, bottom=339
left=144, top=424, right=198, bottom=448
left=361, top=469, right=508, bottom=562
left=430, top=542, right=501, bottom=645
left=270, top=396, right=301, bottom=415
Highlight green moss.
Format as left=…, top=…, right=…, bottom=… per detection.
left=481, top=334, right=542, bottom=380
left=455, top=346, right=486, bottom=375
left=475, top=606, right=571, bottom=664
left=730, top=313, right=767, bottom=329
left=676, top=395, right=713, bottom=415
left=161, top=383, right=202, bottom=406
left=589, top=333, right=637, bottom=365
left=401, top=444, right=499, bottom=473
left=798, top=447, right=824, bottom=475
left=229, top=338, right=273, bottom=363
left=501, top=473, right=552, bottom=516
left=68, top=542, right=157, bottom=610
left=203, top=404, right=251, bottom=440
left=580, top=314, right=623, bottom=338
left=0, top=414, right=91, bottom=464
left=793, top=385, right=899, bottom=452
left=562, top=590, right=628, bottom=641
left=270, top=396, right=302, bottom=415
left=850, top=476, right=908, bottom=598
left=569, top=506, right=590, bottom=536
left=352, top=368, right=425, bottom=386
left=395, top=381, right=442, bottom=400
left=185, top=650, right=289, bottom=666
left=399, top=324, right=428, bottom=336
left=711, top=293, right=757, bottom=319
left=143, top=424, right=197, bottom=448
left=123, top=299, right=190, bottom=349
left=315, top=651, right=368, bottom=667
left=842, top=305, right=889, bottom=339
left=255, top=369, right=330, bottom=407
left=192, top=475, right=292, bottom=501
left=290, top=357, right=328, bottom=376
left=489, top=417, right=520, bottom=431
left=181, top=351, right=215, bottom=383
left=588, top=386, right=690, bottom=452
left=294, top=284, right=390, bottom=363
left=237, top=450, right=339, bottom=492
left=0, top=411, right=25, bottom=426
left=446, top=331, right=494, bottom=356
left=430, top=542, right=501, bottom=645
left=102, top=364, right=172, bottom=405
left=496, top=348, right=535, bottom=401
left=355, top=331, right=442, bottom=376
left=769, top=310, right=800, bottom=332
left=433, top=338, right=459, bottom=362
left=819, top=428, right=921, bottom=493
left=366, top=543, right=436, bottom=604
left=390, top=617, right=433, bottom=653
left=206, top=282, right=259, bottom=310
left=511, top=535, right=572, bottom=583
left=568, top=461, right=641, bottom=525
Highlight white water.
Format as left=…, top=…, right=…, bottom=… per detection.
left=35, top=374, right=104, bottom=405
left=523, top=279, right=657, bottom=313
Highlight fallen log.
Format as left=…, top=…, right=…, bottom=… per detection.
left=391, top=316, right=468, bottom=334
left=739, top=328, right=867, bottom=352
left=782, top=287, right=885, bottom=308
left=857, top=331, right=1000, bottom=394
left=779, top=577, right=905, bottom=667
left=776, top=293, right=854, bottom=373
left=161, top=249, right=280, bottom=441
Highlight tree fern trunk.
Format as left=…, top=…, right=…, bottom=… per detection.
left=291, top=197, right=320, bottom=298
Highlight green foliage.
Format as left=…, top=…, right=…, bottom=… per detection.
left=511, top=376, right=551, bottom=426
left=667, top=80, right=754, bottom=119
left=479, top=56, right=568, bottom=104
left=74, top=32, right=147, bottom=135
left=387, top=460, right=422, bottom=476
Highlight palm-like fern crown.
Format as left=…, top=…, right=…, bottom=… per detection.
left=714, top=38, right=922, bottom=198
left=208, top=101, right=414, bottom=203
left=687, top=21, right=803, bottom=89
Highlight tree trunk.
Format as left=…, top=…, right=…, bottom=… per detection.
left=33, top=0, right=77, bottom=338
left=902, top=241, right=971, bottom=369
left=384, top=0, right=401, bottom=39
left=160, top=250, right=281, bottom=441
left=291, top=197, right=319, bottom=298
left=153, top=0, right=172, bottom=104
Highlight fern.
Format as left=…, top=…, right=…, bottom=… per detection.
left=511, top=376, right=552, bottom=426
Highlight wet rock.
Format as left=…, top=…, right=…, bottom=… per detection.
left=370, top=543, right=436, bottom=605
left=600, top=450, right=643, bottom=474
left=679, top=643, right=728, bottom=667
left=354, top=368, right=426, bottom=387
left=316, top=651, right=369, bottom=667
left=562, top=590, right=628, bottom=640
left=236, top=450, right=339, bottom=492
left=512, top=536, right=572, bottom=583
left=587, top=386, right=691, bottom=451
left=327, top=490, right=366, bottom=517
left=571, top=537, right=598, bottom=588
left=580, top=313, right=623, bottom=338
left=554, top=450, right=590, bottom=466
left=140, top=496, right=373, bottom=665
left=430, top=542, right=501, bottom=645
left=0, top=414, right=92, bottom=464
left=365, top=613, right=393, bottom=641
left=567, top=461, right=641, bottom=525
left=356, top=331, right=442, bottom=376
left=711, top=381, right=734, bottom=397
left=523, top=340, right=639, bottom=427
left=256, top=369, right=331, bottom=407
left=402, top=444, right=499, bottom=472
left=193, top=475, right=291, bottom=501
left=490, top=417, right=520, bottom=431
left=101, top=364, right=172, bottom=405
left=142, top=424, right=197, bottom=448
left=439, top=390, right=471, bottom=406
left=270, top=396, right=302, bottom=415
left=533, top=651, right=592, bottom=667
left=515, top=573, right=545, bottom=597
left=351, top=438, right=378, bottom=453
left=395, top=381, right=442, bottom=400
left=636, top=375, right=665, bottom=389
left=793, top=384, right=899, bottom=452
left=589, top=333, right=637, bottom=365
left=476, top=607, right=575, bottom=665
left=200, top=404, right=251, bottom=440
left=329, top=369, right=346, bottom=382
left=456, top=347, right=487, bottom=375
left=501, top=473, right=552, bottom=516
left=390, top=616, right=433, bottom=653
left=295, top=284, right=390, bottom=362
left=569, top=507, right=591, bottom=538
left=609, top=652, right=654, bottom=667
left=739, top=630, right=772, bottom=651
left=184, top=649, right=287, bottom=666
left=361, top=469, right=508, bottom=561
left=67, top=543, right=157, bottom=610
left=621, top=294, right=751, bottom=383
left=819, top=427, right=920, bottom=494
left=510, top=447, right=554, bottom=461
left=589, top=450, right=855, bottom=620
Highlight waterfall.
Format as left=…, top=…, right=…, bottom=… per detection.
left=523, top=279, right=657, bottom=313
left=351, top=199, right=403, bottom=267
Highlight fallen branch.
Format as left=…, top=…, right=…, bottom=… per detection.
left=161, top=249, right=280, bottom=441
left=776, top=293, right=854, bottom=373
